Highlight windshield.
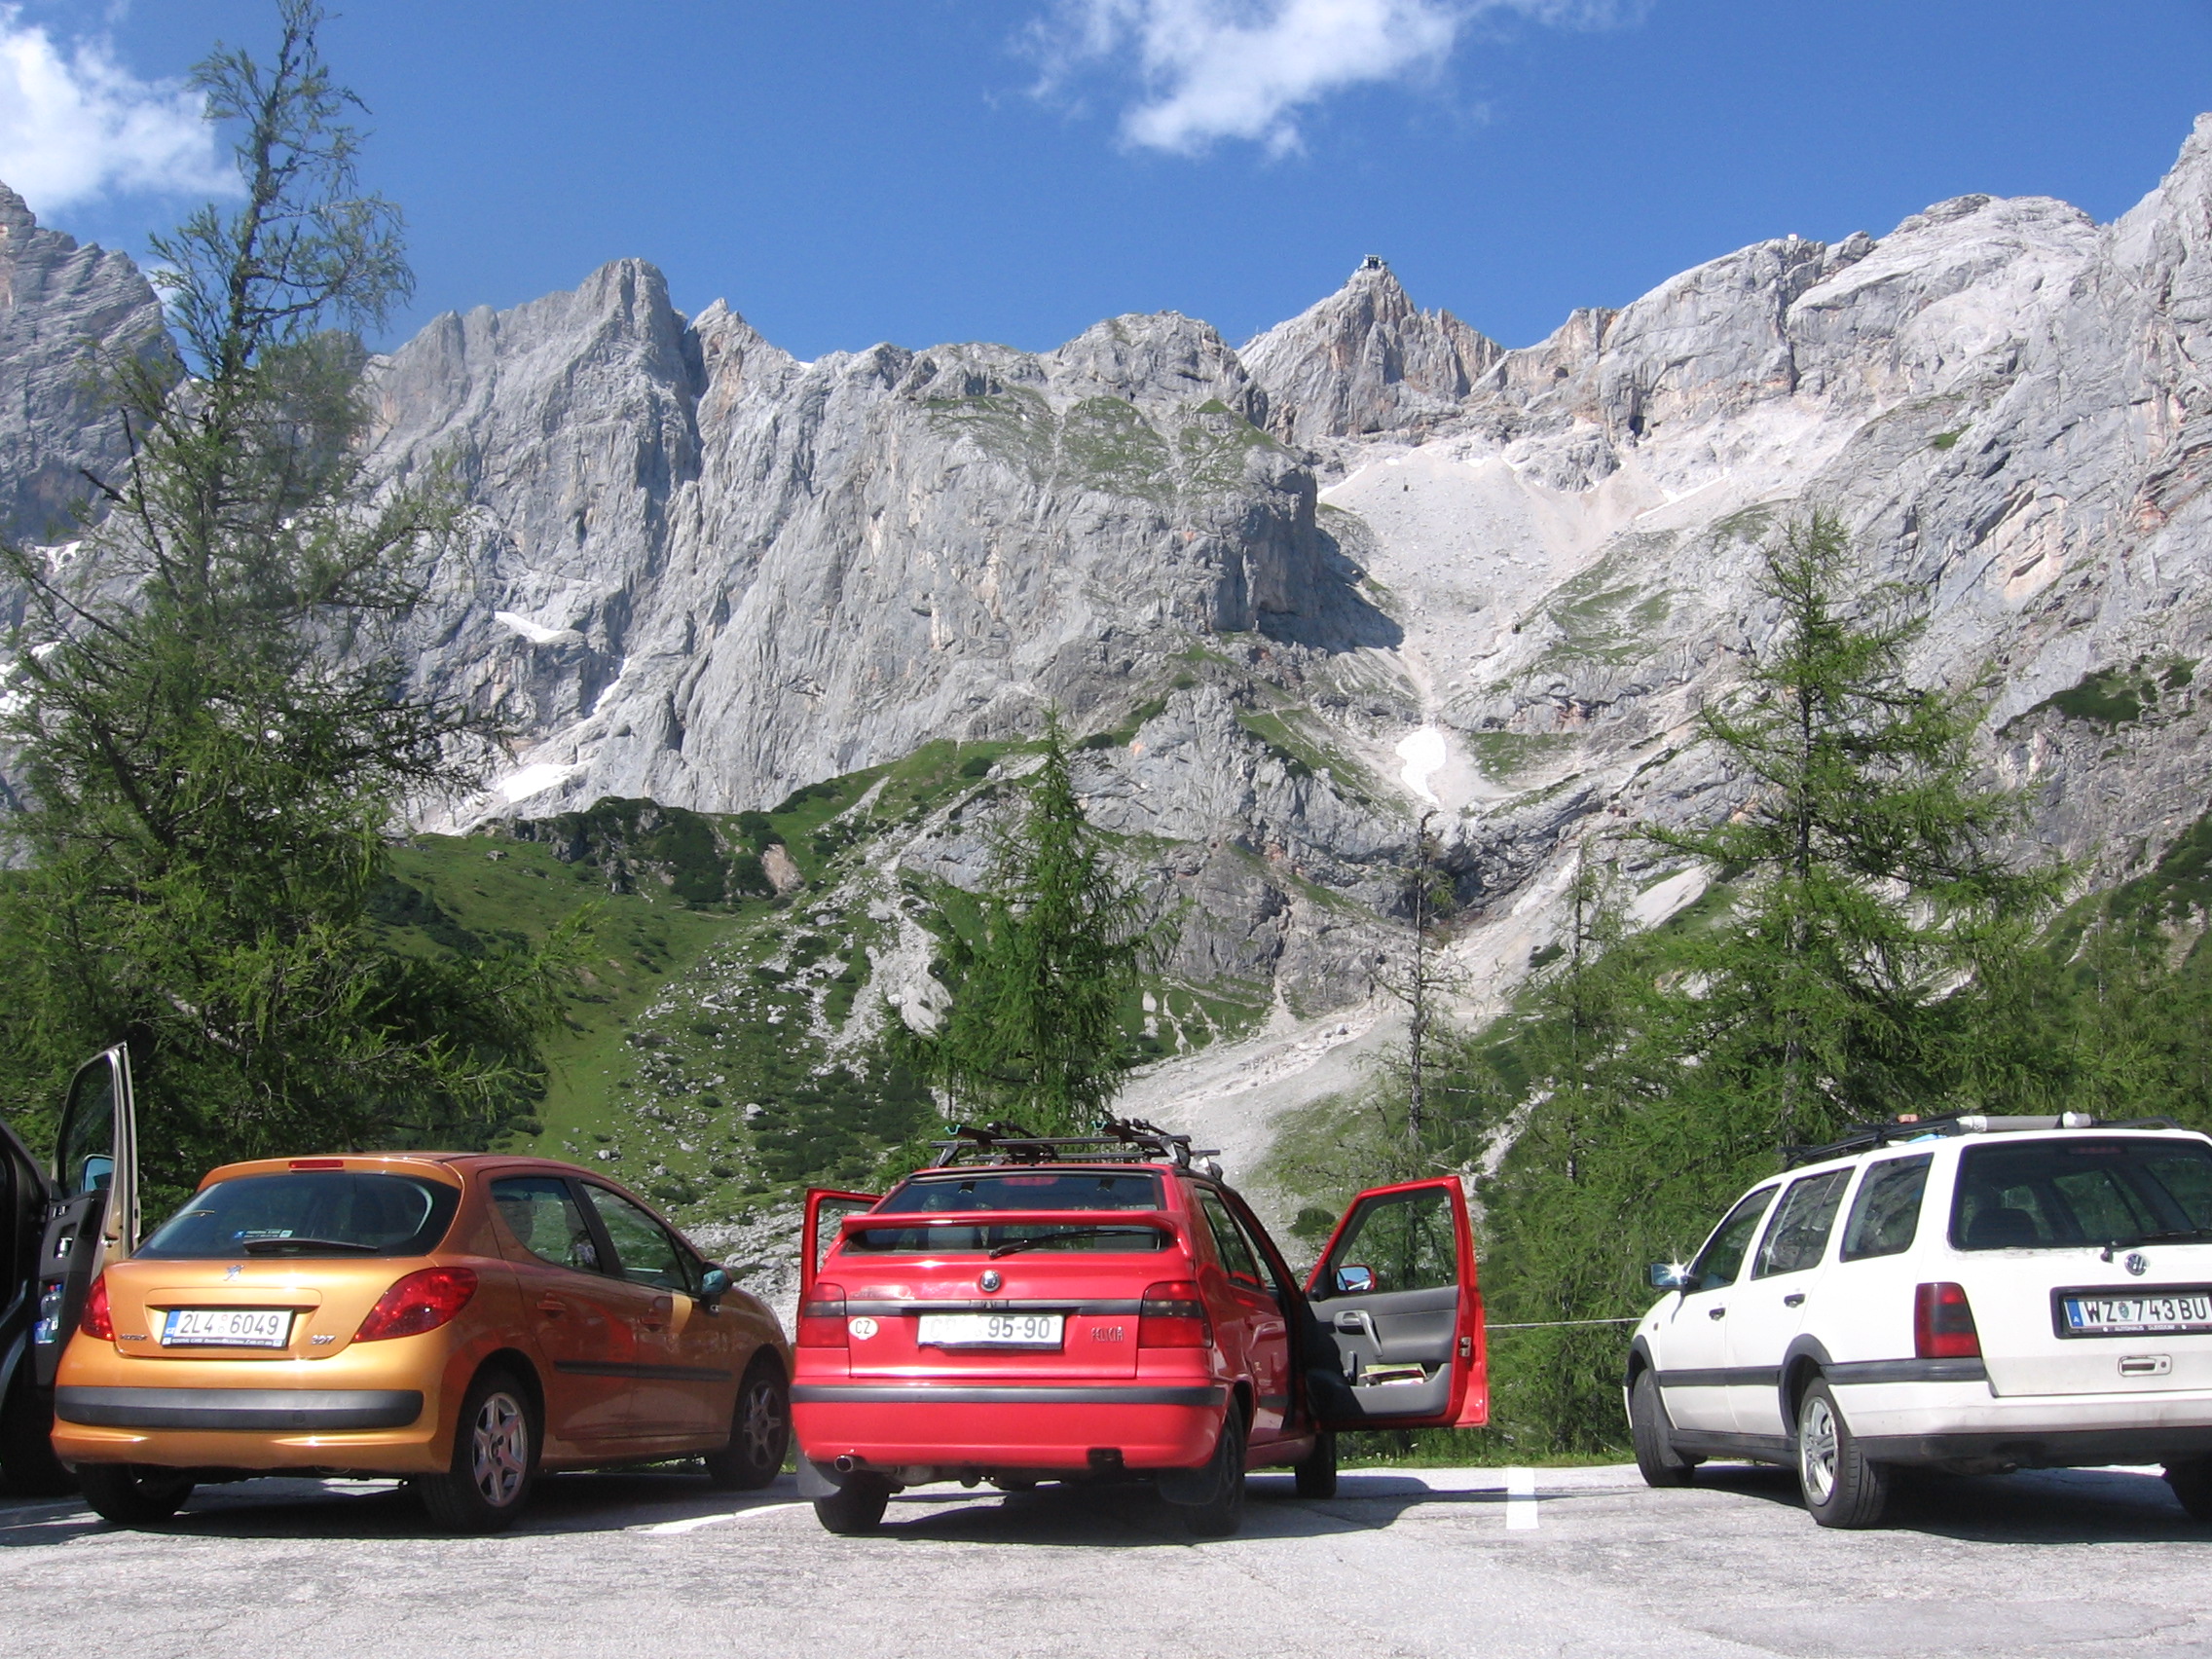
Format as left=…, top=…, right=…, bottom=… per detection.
left=136, top=1171, right=460, bottom=1259
left=1951, top=1137, right=2212, bottom=1251
left=878, top=1170, right=1164, bottom=1213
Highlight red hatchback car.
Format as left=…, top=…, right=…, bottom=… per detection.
left=792, top=1122, right=1486, bottom=1536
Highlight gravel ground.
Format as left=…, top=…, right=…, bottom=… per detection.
left=6, top=1460, right=2211, bottom=1658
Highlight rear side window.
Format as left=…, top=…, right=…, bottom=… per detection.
left=1839, top=1155, right=1932, bottom=1261
left=491, top=1176, right=603, bottom=1273
left=1198, top=1191, right=1263, bottom=1286
left=1953, top=1137, right=2212, bottom=1250
left=137, top=1172, right=459, bottom=1259
left=878, top=1171, right=1163, bottom=1213
left=1687, top=1187, right=1776, bottom=1292
left=1753, top=1169, right=1852, bottom=1277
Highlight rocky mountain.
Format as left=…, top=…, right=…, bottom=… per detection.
left=0, top=184, right=170, bottom=547
left=15, top=116, right=2212, bottom=1163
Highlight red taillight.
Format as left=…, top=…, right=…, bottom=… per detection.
left=1914, top=1281, right=1981, bottom=1359
left=1138, top=1280, right=1213, bottom=1348
left=289, top=1159, right=346, bottom=1169
left=353, top=1267, right=478, bottom=1343
left=798, top=1283, right=849, bottom=1347
left=80, top=1272, right=113, bottom=1341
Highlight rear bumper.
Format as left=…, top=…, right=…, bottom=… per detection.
left=793, top=1381, right=1228, bottom=1473
left=1838, top=1379, right=2212, bottom=1467
left=55, top=1386, right=424, bottom=1432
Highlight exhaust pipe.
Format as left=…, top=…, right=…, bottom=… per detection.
left=833, top=1456, right=858, bottom=1473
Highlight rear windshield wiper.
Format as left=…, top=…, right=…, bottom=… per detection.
left=987, top=1224, right=1157, bottom=1259
left=2099, top=1228, right=2212, bottom=1260
left=240, top=1236, right=382, bottom=1255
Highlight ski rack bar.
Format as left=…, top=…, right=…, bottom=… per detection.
left=928, top=1116, right=1218, bottom=1169
left=1784, top=1112, right=2181, bottom=1168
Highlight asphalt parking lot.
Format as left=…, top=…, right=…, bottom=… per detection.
left=6, top=1461, right=2211, bottom=1658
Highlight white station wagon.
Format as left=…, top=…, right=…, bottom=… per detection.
left=1626, top=1114, right=2212, bottom=1527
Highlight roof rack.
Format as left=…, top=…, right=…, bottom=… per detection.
left=927, top=1116, right=1219, bottom=1170
left=1784, top=1112, right=2181, bottom=1168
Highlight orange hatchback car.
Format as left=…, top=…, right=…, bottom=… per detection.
left=42, top=1051, right=791, bottom=1531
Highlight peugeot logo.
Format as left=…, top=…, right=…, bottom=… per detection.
left=2126, top=1252, right=2150, bottom=1277
left=978, top=1269, right=1003, bottom=1292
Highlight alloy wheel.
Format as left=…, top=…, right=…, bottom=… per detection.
left=469, top=1390, right=530, bottom=1508
left=1798, top=1392, right=1839, bottom=1506
left=739, top=1379, right=786, bottom=1467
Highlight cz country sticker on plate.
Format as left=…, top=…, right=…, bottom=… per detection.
left=161, top=1308, right=293, bottom=1347
left=2061, top=1289, right=2212, bottom=1336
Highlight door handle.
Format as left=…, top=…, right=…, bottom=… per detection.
left=1783, top=1292, right=1806, bottom=1309
left=641, top=1295, right=673, bottom=1331
left=536, top=1296, right=567, bottom=1316
left=1708, top=1307, right=1726, bottom=1320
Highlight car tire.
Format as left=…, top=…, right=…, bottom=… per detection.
left=813, top=1472, right=892, bottom=1535
left=1629, top=1368, right=1697, bottom=1490
left=415, top=1368, right=538, bottom=1534
left=77, top=1463, right=195, bottom=1527
left=1177, top=1407, right=1248, bottom=1538
left=703, top=1358, right=790, bottom=1492
left=0, top=1365, right=74, bottom=1496
left=2165, top=1457, right=2212, bottom=1523
left=1293, top=1426, right=1338, bottom=1498
left=1796, top=1377, right=1890, bottom=1529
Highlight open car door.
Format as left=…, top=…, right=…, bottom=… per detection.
left=31, top=1046, right=139, bottom=1388
left=1303, top=1176, right=1486, bottom=1430
left=800, top=1189, right=879, bottom=1297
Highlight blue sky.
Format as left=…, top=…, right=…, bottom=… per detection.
left=7, top=1, right=2212, bottom=359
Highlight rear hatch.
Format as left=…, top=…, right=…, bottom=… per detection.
left=100, top=1161, right=461, bottom=1365
left=1950, top=1134, right=2212, bottom=1395
left=828, top=1166, right=1181, bottom=1382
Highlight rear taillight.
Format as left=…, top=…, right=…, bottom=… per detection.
left=80, top=1272, right=113, bottom=1341
left=1138, top=1280, right=1212, bottom=1348
left=798, top=1283, right=849, bottom=1347
left=353, top=1267, right=478, bottom=1343
left=1915, top=1281, right=1981, bottom=1359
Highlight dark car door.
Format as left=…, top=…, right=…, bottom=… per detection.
left=31, top=1047, right=139, bottom=1389
left=1304, top=1177, right=1487, bottom=1430
left=0, top=1116, right=63, bottom=1490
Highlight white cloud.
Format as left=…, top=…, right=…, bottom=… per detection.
left=0, top=5, right=231, bottom=215
left=1037, top=0, right=1632, bottom=156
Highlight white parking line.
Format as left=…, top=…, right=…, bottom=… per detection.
left=1504, top=1466, right=1538, bottom=1530
left=637, top=1502, right=806, bottom=1535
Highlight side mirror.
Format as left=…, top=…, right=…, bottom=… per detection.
left=1648, top=1262, right=1690, bottom=1291
left=700, top=1267, right=734, bottom=1302
left=1332, top=1264, right=1376, bottom=1295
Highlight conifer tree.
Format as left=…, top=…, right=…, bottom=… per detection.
left=917, top=719, right=1175, bottom=1133
left=0, top=2, right=571, bottom=1192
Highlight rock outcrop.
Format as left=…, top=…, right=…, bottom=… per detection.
left=0, top=185, right=171, bottom=546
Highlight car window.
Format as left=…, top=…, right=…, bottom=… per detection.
left=1952, top=1137, right=2212, bottom=1250
left=136, top=1172, right=459, bottom=1259
left=1198, top=1191, right=1262, bottom=1287
left=491, top=1176, right=603, bottom=1274
left=879, top=1171, right=1163, bottom=1212
left=585, top=1186, right=698, bottom=1293
left=1229, top=1204, right=1286, bottom=1298
left=1318, top=1185, right=1456, bottom=1296
left=1687, top=1187, right=1777, bottom=1292
left=1839, top=1155, right=1932, bottom=1261
left=1752, top=1169, right=1852, bottom=1277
